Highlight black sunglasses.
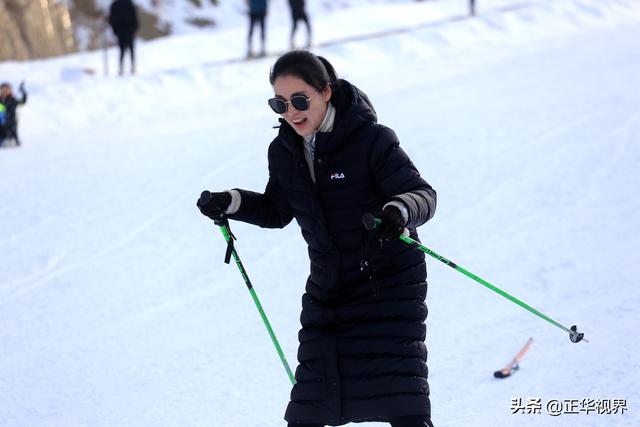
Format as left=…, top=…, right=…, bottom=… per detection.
left=268, top=95, right=312, bottom=114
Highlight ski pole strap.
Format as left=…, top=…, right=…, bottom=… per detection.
left=214, top=215, right=235, bottom=264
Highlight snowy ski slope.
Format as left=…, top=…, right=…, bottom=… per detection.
left=1, top=0, right=639, bottom=426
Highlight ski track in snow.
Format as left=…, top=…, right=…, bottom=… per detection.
left=1, top=0, right=640, bottom=426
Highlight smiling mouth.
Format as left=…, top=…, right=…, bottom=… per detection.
left=292, top=118, right=307, bottom=126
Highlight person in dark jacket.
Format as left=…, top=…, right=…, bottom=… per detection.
left=0, top=81, right=27, bottom=147
left=108, top=0, right=140, bottom=75
left=288, top=0, right=311, bottom=49
left=247, top=0, right=268, bottom=58
left=198, top=50, right=436, bottom=427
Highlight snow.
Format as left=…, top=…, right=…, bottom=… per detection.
left=1, top=0, right=639, bottom=426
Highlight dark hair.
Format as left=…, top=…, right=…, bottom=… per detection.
left=269, top=50, right=338, bottom=92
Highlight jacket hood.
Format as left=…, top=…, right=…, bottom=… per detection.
left=277, top=79, right=378, bottom=156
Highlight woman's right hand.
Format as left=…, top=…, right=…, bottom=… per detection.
left=197, top=190, right=231, bottom=220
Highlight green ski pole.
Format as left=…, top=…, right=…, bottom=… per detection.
left=201, top=192, right=296, bottom=385
left=362, top=213, right=586, bottom=343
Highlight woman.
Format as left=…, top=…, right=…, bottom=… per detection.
left=198, top=51, right=436, bottom=427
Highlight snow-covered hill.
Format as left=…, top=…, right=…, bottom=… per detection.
left=1, top=0, right=639, bottom=426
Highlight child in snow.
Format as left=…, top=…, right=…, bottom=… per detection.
left=198, top=51, right=436, bottom=427
left=0, top=103, right=6, bottom=145
left=0, top=81, right=27, bottom=148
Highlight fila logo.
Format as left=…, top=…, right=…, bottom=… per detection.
left=330, top=172, right=346, bottom=180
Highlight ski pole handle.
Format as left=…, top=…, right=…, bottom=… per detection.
left=199, top=190, right=227, bottom=226
left=200, top=190, right=212, bottom=204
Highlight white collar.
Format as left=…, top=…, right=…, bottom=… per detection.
left=303, top=102, right=335, bottom=143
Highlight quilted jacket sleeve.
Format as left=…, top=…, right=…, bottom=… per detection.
left=370, top=125, right=436, bottom=228
left=228, top=142, right=294, bottom=229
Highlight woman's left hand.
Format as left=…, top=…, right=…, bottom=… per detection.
left=377, top=205, right=406, bottom=240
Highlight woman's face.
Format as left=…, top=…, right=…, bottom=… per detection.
left=273, top=74, right=332, bottom=137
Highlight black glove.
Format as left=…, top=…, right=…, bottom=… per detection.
left=377, top=205, right=406, bottom=241
left=197, top=190, right=231, bottom=221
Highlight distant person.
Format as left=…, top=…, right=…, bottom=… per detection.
left=0, top=103, right=5, bottom=147
left=108, top=0, right=140, bottom=75
left=0, top=81, right=27, bottom=148
left=247, top=0, right=268, bottom=58
left=289, top=0, right=311, bottom=49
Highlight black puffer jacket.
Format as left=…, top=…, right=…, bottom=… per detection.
left=108, top=0, right=139, bottom=36
left=230, top=80, right=436, bottom=425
